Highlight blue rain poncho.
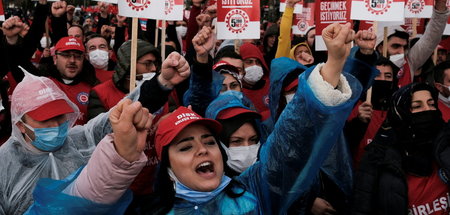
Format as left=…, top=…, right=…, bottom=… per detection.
left=22, top=63, right=362, bottom=215
left=0, top=73, right=142, bottom=214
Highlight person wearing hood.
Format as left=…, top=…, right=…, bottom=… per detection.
left=374, top=0, right=448, bottom=87
left=352, top=82, right=450, bottom=215
left=240, top=42, right=271, bottom=120
left=275, top=0, right=315, bottom=66
left=205, top=91, right=262, bottom=177
left=87, top=39, right=160, bottom=119
left=183, top=26, right=247, bottom=117
left=0, top=73, right=118, bottom=214
left=27, top=22, right=364, bottom=215
left=429, top=61, right=450, bottom=121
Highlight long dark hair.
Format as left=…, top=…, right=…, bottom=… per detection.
left=141, top=136, right=246, bottom=214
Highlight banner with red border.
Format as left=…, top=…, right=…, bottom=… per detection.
left=0, top=1, right=4, bottom=21
left=280, top=0, right=304, bottom=14
left=292, top=2, right=315, bottom=35
left=315, top=0, right=351, bottom=51
left=404, top=0, right=433, bottom=18
left=118, top=0, right=165, bottom=19
left=217, top=0, right=260, bottom=39
left=350, top=0, right=405, bottom=22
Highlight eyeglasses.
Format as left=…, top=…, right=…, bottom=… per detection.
left=56, top=52, right=84, bottom=60
left=137, top=61, right=158, bottom=70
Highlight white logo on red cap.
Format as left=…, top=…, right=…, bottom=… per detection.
left=175, top=113, right=200, bottom=125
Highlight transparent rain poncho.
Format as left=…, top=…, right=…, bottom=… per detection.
left=0, top=71, right=119, bottom=214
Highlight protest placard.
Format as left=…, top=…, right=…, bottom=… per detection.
left=164, top=0, right=183, bottom=21
left=0, top=1, right=4, bottom=21
left=217, top=0, right=260, bottom=40
left=404, top=0, right=433, bottom=18
left=402, top=18, right=425, bottom=36
left=292, top=2, right=315, bottom=35
left=118, top=0, right=165, bottom=19
left=351, top=0, right=405, bottom=22
left=280, top=0, right=303, bottom=14
left=315, top=0, right=351, bottom=51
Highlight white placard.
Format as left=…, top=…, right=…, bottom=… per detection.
left=350, top=0, right=405, bottom=22
left=119, top=0, right=165, bottom=19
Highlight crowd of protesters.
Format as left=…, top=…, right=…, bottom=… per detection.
left=0, top=0, right=449, bottom=214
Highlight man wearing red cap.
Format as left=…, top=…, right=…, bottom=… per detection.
left=49, top=36, right=98, bottom=125
left=0, top=73, right=115, bottom=214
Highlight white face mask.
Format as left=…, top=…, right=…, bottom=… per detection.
left=221, top=142, right=260, bottom=173
left=88, top=49, right=109, bottom=69
left=176, top=26, right=187, bottom=38
left=389, top=53, right=405, bottom=68
left=40, top=37, right=51, bottom=49
left=109, top=39, right=115, bottom=49
left=136, top=72, right=156, bottom=86
left=243, top=65, right=264, bottom=85
left=285, top=93, right=295, bottom=104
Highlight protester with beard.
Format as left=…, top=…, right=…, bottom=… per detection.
left=345, top=57, right=399, bottom=166
left=352, top=82, right=450, bottom=215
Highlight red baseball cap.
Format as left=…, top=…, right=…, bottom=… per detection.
left=155, top=107, right=222, bottom=160
left=27, top=99, right=75, bottom=121
left=216, top=107, right=261, bottom=120
left=55, top=37, right=85, bottom=53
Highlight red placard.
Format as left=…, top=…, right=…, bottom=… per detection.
left=217, top=0, right=260, bottom=39
left=0, top=1, right=4, bottom=21
left=292, top=2, right=315, bottom=35
left=315, top=0, right=352, bottom=51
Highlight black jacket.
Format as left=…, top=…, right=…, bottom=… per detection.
left=351, top=122, right=450, bottom=215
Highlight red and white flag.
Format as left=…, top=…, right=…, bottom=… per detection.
left=358, top=20, right=375, bottom=31
left=0, top=0, right=4, bottom=21
left=164, top=0, right=183, bottom=21
left=350, top=0, right=405, bottom=22
left=280, top=0, right=303, bottom=14
left=217, top=0, right=260, bottom=40
left=404, top=0, right=433, bottom=18
left=315, top=0, right=351, bottom=51
left=119, top=0, right=165, bottom=19
left=292, top=2, right=315, bottom=35
left=92, top=0, right=118, bottom=4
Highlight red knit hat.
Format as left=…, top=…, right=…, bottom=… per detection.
left=154, top=107, right=222, bottom=160
left=239, top=42, right=269, bottom=72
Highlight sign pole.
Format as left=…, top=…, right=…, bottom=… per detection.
left=129, top=17, right=138, bottom=91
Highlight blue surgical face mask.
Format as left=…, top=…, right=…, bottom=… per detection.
left=22, top=121, right=69, bottom=152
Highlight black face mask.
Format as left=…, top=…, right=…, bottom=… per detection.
left=371, top=80, right=393, bottom=111
left=410, top=110, right=444, bottom=143
left=400, top=110, right=444, bottom=176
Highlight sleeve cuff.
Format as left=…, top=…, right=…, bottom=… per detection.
left=307, top=63, right=352, bottom=106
